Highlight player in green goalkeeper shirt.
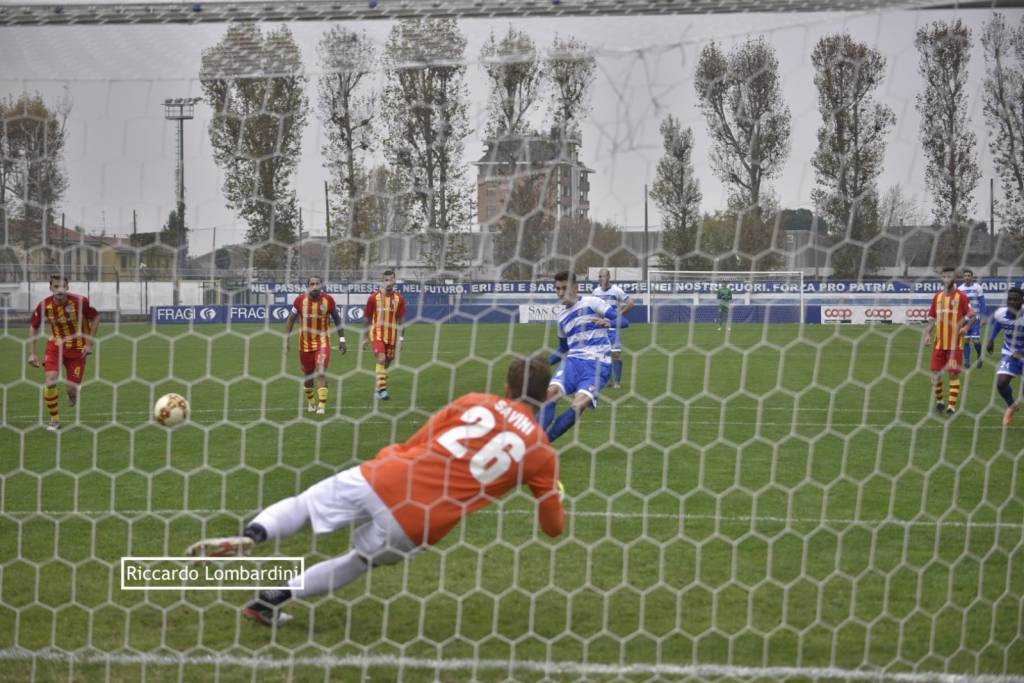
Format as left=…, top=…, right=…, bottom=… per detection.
left=716, top=283, right=732, bottom=330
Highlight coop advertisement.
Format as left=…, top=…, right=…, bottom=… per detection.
left=820, top=305, right=932, bottom=324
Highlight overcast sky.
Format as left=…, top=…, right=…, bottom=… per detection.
left=0, top=7, right=1014, bottom=257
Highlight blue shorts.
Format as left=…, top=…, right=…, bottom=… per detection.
left=997, top=353, right=1023, bottom=377
left=606, top=329, right=621, bottom=353
left=551, top=356, right=612, bottom=407
left=965, top=320, right=981, bottom=340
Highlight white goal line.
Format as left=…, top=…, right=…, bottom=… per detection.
left=0, top=648, right=1020, bottom=683
left=3, top=508, right=1020, bottom=530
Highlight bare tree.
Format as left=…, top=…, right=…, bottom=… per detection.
left=481, top=26, right=550, bottom=277
left=200, top=23, right=308, bottom=271
left=482, top=26, right=544, bottom=137
left=0, top=90, right=70, bottom=252
left=811, top=34, right=895, bottom=278
left=916, top=19, right=980, bottom=241
left=382, top=18, right=472, bottom=273
left=318, top=26, right=376, bottom=255
left=546, top=35, right=596, bottom=138
left=650, top=114, right=702, bottom=269
left=695, top=38, right=790, bottom=268
left=331, top=166, right=413, bottom=277
left=879, top=184, right=923, bottom=229
left=696, top=38, right=791, bottom=214
left=982, top=13, right=1024, bottom=245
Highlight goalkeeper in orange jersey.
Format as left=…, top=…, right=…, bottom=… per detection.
left=924, top=267, right=976, bottom=417
left=362, top=269, right=406, bottom=401
left=27, top=274, right=101, bottom=432
left=283, top=276, right=346, bottom=416
left=186, top=356, right=564, bottom=627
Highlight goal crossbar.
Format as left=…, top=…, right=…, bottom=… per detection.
left=646, top=269, right=806, bottom=323
left=0, top=0, right=960, bottom=27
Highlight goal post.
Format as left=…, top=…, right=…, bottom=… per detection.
left=646, top=269, right=806, bottom=325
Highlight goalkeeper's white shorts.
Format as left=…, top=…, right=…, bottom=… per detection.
left=300, top=466, right=419, bottom=565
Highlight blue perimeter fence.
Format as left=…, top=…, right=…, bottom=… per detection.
left=144, top=277, right=1023, bottom=325
left=148, top=303, right=810, bottom=325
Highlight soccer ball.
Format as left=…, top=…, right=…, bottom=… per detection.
left=154, top=393, right=189, bottom=427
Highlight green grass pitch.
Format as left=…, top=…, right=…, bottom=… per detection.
left=1, top=321, right=1022, bottom=681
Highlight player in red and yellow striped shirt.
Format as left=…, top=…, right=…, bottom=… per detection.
left=925, top=267, right=976, bottom=416
left=362, top=269, right=406, bottom=401
left=27, top=274, right=101, bottom=432
left=284, top=276, right=347, bottom=416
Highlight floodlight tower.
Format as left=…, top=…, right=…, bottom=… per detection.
left=164, top=97, right=200, bottom=305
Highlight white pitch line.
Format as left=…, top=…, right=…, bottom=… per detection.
left=3, top=507, right=1020, bottom=530
left=0, top=648, right=1020, bottom=683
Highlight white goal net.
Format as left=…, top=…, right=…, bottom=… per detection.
left=2, top=2, right=1023, bottom=682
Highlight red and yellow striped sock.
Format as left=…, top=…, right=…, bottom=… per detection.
left=948, top=378, right=961, bottom=410
left=44, top=386, right=59, bottom=421
left=304, top=387, right=315, bottom=406
left=375, top=363, right=387, bottom=391
left=317, top=387, right=328, bottom=408
left=934, top=379, right=944, bottom=403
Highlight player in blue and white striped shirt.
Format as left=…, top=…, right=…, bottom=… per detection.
left=957, top=269, right=987, bottom=369
left=592, top=269, right=635, bottom=388
left=540, top=270, right=629, bottom=442
left=986, top=287, right=1024, bottom=426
